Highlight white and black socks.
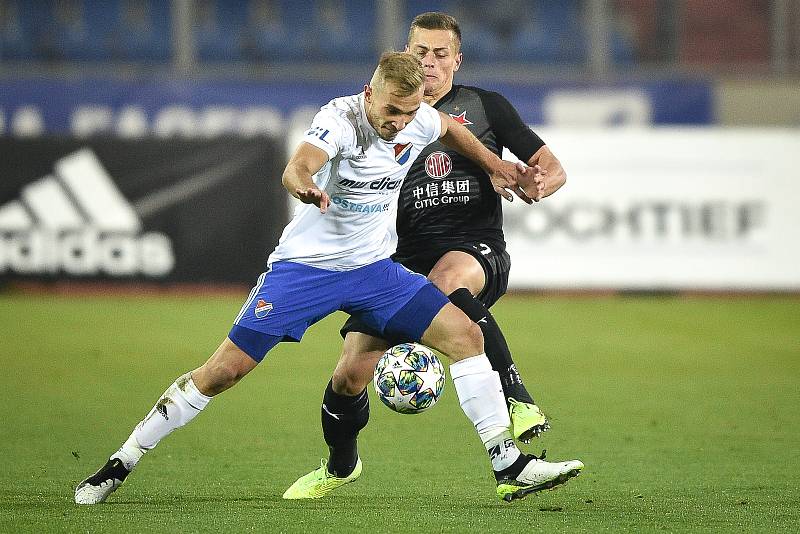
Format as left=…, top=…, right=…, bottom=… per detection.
left=450, top=355, right=523, bottom=473
left=112, top=372, right=212, bottom=471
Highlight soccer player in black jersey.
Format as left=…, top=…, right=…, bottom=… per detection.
left=284, top=13, right=581, bottom=502
left=390, top=12, right=567, bottom=437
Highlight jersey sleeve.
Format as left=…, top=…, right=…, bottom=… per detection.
left=479, top=90, right=545, bottom=163
left=301, top=108, right=354, bottom=160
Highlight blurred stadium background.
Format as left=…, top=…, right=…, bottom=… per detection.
left=1, top=1, right=799, bottom=532
left=1, top=0, right=799, bottom=291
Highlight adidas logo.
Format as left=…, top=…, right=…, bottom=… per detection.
left=0, top=148, right=174, bottom=277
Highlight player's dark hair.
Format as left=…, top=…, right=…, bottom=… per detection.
left=409, top=12, right=462, bottom=51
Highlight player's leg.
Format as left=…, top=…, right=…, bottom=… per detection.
left=426, top=249, right=548, bottom=442
left=75, top=262, right=331, bottom=505
left=283, top=331, right=387, bottom=499
left=428, top=251, right=535, bottom=399
left=325, top=331, right=387, bottom=472
left=419, top=303, right=525, bottom=467
left=329, top=259, right=581, bottom=501
left=74, top=337, right=265, bottom=505
left=419, top=298, right=582, bottom=502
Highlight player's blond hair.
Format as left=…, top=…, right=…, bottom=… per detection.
left=408, top=12, right=462, bottom=52
left=370, top=52, right=425, bottom=96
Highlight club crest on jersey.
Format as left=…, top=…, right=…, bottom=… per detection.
left=449, top=110, right=473, bottom=125
left=254, top=299, right=273, bottom=319
left=425, top=151, right=452, bottom=179
left=394, top=143, right=412, bottom=164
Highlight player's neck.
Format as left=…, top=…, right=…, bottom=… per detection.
left=424, top=84, right=453, bottom=107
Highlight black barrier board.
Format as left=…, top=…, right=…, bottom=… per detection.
left=0, top=138, right=287, bottom=284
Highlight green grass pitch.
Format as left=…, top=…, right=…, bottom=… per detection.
left=0, top=293, right=798, bottom=533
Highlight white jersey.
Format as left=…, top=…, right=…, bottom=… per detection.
left=268, top=92, right=441, bottom=270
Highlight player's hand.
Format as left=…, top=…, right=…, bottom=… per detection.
left=295, top=187, right=330, bottom=213
left=517, top=164, right=548, bottom=202
left=489, top=161, right=533, bottom=204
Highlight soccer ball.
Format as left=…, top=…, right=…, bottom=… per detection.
left=373, top=343, right=445, bottom=414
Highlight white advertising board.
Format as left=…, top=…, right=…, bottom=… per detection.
left=503, top=128, right=800, bottom=290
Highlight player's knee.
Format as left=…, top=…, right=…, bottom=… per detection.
left=428, top=271, right=461, bottom=295
left=194, top=360, right=245, bottom=396
left=425, top=311, right=484, bottom=361
left=331, top=366, right=369, bottom=396
left=444, top=316, right=484, bottom=359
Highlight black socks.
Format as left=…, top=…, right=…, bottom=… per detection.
left=321, top=380, right=369, bottom=477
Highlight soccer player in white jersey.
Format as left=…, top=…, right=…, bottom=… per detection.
left=74, top=52, right=578, bottom=505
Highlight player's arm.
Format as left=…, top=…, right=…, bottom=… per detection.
left=282, top=142, right=331, bottom=213
left=437, top=112, right=532, bottom=204
left=526, top=145, right=566, bottom=201
left=479, top=89, right=565, bottom=202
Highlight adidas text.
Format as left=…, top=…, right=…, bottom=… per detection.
left=0, top=229, right=173, bottom=276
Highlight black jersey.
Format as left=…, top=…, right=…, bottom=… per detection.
left=394, top=85, right=545, bottom=258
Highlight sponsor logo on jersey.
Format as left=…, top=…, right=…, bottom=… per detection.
left=254, top=299, right=274, bottom=318
left=331, top=195, right=391, bottom=213
left=425, top=151, right=452, bottom=179
left=449, top=110, right=473, bottom=125
left=338, top=176, right=402, bottom=190
left=394, top=143, right=412, bottom=164
left=0, top=148, right=175, bottom=277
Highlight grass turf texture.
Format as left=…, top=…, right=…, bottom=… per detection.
left=0, top=293, right=798, bottom=533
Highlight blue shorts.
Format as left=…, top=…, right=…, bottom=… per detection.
left=228, top=259, right=449, bottom=362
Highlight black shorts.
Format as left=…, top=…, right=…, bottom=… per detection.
left=340, top=240, right=511, bottom=341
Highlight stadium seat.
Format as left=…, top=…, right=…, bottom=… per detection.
left=111, top=0, right=172, bottom=62
left=241, top=0, right=294, bottom=62
left=2, top=0, right=171, bottom=63
left=196, top=0, right=247, bottom=62
left=510, top=0, right=586, bottom=64
left=196, top=0, right=375, bottom=64
left=0, top=0, right=35, bottom=60
left=277, top=0, right=374, bottom=62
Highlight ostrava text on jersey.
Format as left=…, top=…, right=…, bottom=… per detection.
left=393, top=85, right=545, bottom=262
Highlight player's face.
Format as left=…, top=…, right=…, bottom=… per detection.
left=406, top=28, right=462, bottom=100
left=364, top=82, right=424, bottom=141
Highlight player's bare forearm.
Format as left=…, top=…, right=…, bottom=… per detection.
left=282, top=142, right=327, bottom=196
left=527, top=145, right=566, bottom=199
left=282, top=161, right=314, bottom=197
left=282, top=142, right=331, bottom=212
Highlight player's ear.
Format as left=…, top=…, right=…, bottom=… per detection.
left=364, top=84, right=372, bottom=102
left=453, top=52, right=462, bottom=72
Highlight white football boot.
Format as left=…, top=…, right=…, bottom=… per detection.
left=74, top=458, right=131, bottom=505
left=496, top=454, right=584, bottom=502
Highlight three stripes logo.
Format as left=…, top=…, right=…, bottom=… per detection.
left=0, top=148, right=175, bottom=277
